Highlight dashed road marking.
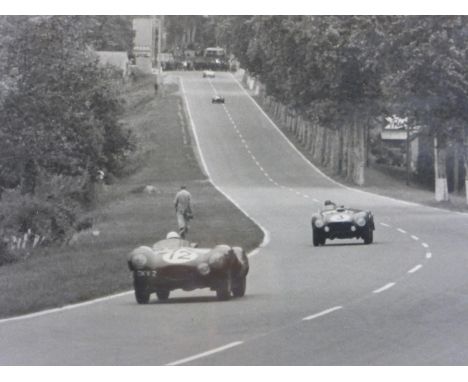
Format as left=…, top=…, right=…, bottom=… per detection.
left=411, top=235, right=419, bottom=241
left=166, top=341, right=244, bottom=366
left=408, top=264, right=423, bottom=274
left=373, top=282, right=396, bottom=294
left=422, top=242, right=429, bottom=248
left=302, top=306, right=343, bottom=321
left=397, top=228, right=407, bottom=234
left=426, top=252, right=432, bottom=259
left=380, top=222, right=391, bottom=227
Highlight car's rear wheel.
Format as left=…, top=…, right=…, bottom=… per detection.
left=232, top=276, right=246, bottom=298
left=363, top=226, right=373, bottom=244
left=156, top=289, right=170, bottom=301
left=216, top=273, right=232, bottom=301
left=134, top=285, right=150, bottom=304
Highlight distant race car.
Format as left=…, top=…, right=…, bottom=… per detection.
left=202, top=70, right=215, bottom=78
left=212, top=95, right=225, bottom=104
left=127, top=234, right=249, bottom=304
left=311, top=200, right=375, bottom=246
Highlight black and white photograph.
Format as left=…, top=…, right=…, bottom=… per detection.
left=1, top=1, right=468, bottom=374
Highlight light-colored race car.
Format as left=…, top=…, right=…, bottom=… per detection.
left=311, top=200, right=375, bottom=246
left=202, top=70, right=215, bottom=78
left=127, top=234, right=249, bottom=304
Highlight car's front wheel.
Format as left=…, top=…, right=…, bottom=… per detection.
left=363, top=226, right=374, bottom=244
left=232, top=276, right=246, bottom=298
left=134, top=285, right=150, bottom=304
left=156, top=289, right=170, bottom=301
left=216, top=273, right=232, bottom=301
left=313, top=229, right=324, bottom=247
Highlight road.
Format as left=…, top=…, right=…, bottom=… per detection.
left=1, top=71, right=468, bottom=365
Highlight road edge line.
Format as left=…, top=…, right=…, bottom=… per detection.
left=178, top=76, right=270, bottom=249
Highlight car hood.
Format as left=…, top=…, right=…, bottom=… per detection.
left=321, top=209, right=362, bottom=223
left=129, top=245, right=232, bottom=270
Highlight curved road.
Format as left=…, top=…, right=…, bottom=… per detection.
left=1, top=72, right=468, bottom=365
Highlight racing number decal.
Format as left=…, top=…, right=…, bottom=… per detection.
left=162, top=248, right=198, bottom=264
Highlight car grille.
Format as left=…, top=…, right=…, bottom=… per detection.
left=327, top=222, right=354, bottom=232
left=158, top=266, right=198, bottom=281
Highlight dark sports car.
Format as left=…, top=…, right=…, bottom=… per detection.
left=212, top=95, right=225, bottom=104
left=311, top=201, right=375, bottom=246
left=127, top=238, right=249, bottom=304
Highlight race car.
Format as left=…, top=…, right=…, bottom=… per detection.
left=212, top=95, right=225, bottom=104
left=202, top=70, right=215, bottom=78
left=311, top=200, right=375, bottom=246
left=127, top=232, right=249, bottom=304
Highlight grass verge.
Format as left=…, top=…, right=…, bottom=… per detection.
left=0, top=75, right=263, bottom=319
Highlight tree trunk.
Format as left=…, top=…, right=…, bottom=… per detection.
left=352, top=116, right=365, bottom=186
left=462, top=128, right=468, bottom=204
left=453, top=141, right=460, bottom=193
left=434, top=136, right=449, bottom=202
left=21, top=159, right=37, bottom=195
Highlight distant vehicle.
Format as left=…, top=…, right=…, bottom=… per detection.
left=193, top=47, right=229, bottom=71
left=203, top=70, right=215, bottom=78
left=311, top=200, right=375, bottom=246
left=127, top=237, right=249, bottom=303
left=212, top=95, right=225, bottom=104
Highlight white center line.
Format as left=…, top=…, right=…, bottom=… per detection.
left=166, top=341, right=244, bottom=366
left=397, top=228, right=407, bottom=234
left=426, top=252, right=432, bottom=259
left=408, top=264, right=423, bottom=273
left=422, top=242, right=429, bottom=248
left=373, top=282, right=396, bottom=294
left=411, top=235, right=419, bottom=241
left=303, top=195, right=309, bottom=198
left=380, top=222, right=391, bottom=227
left=302, top=306, right=343, bottom=321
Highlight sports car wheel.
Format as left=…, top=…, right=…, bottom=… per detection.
left=313, top=230, right=325, bottom=247
left=363, top=227, right=373, bottom=244
left=232, top=276, right=246, bottom=298
left=134, top=286, right=150, bottom=304
left=216, top=273, right=232, bottom=301
left=313, top=230, right=320, bottom=247
left=156, top=289, right=170, bottom=301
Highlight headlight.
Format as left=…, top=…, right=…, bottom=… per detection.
left=314, top=219, right=325, bottom=228
left=197, top=262, right=211, bottom=276
left=355, top=216, right=366, bottom=227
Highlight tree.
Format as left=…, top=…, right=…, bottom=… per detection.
left=0, top=16, right=133, bottom=241
left=381, top=16, right=468, bottom=201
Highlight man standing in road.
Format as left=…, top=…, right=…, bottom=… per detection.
left=174, top=185, right=193, bottom=239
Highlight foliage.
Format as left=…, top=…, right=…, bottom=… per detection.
left=74, top=15, right=134, bottom=52
left=0, top=16, right=134, bottom=249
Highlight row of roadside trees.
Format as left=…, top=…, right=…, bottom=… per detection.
left=0, top=16, right=135, bottom=260
left=211, top=16, right=468, bottom=203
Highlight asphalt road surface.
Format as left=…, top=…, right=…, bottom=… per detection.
left=1, top=72, right=468, bottom=365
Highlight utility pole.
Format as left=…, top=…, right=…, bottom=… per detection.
left=156, top=15, right=164, bottom=74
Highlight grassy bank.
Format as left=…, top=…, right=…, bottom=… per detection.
left=0, top=75, right=263, bottom=319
